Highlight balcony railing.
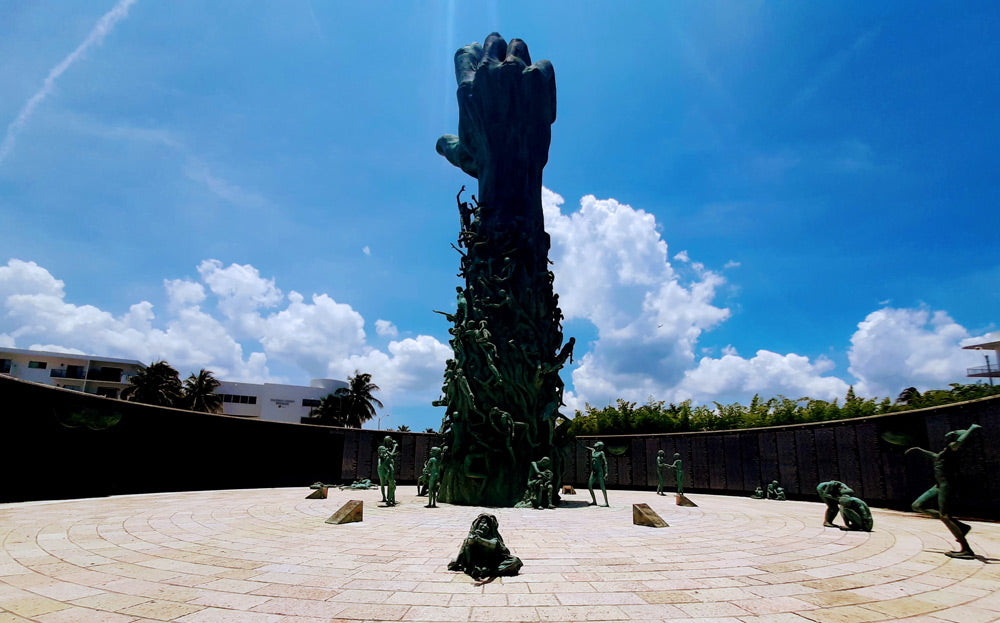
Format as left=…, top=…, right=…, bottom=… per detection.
left=50, top=369, right=86, bottom=379
left=967, top=365, right=1000, bottom=378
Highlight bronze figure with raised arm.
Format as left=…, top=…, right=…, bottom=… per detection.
left=906, top=424, right=981, bottom=558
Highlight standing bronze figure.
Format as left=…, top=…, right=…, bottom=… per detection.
left=906, top=425, right=981, bottom=558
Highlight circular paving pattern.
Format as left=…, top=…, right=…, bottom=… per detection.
left=1, top=488, right=998, bottom=622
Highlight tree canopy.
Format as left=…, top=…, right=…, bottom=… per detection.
left=305, top=371, right=383, bottom=428
left=121, top=360, right=183, bottom=407
left=569, top=382, right=1000, bottom=436
left=121, top=362, right=224, bottom=413
left=180, top=369, right=223, bottom=413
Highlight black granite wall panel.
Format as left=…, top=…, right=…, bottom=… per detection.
left=4, top=375, right=997, bottom=518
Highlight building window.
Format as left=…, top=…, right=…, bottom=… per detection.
left=302, top=398, right=321, bottom=408
left=219, top=393, right=257, bottom=405
left=0, top=359, right=11, bottom=374
left=28, top=361, right=47, bottom=369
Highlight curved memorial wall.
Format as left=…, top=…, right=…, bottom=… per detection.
left=2, top=374, right=997, bottom=519
left=574, top=395, right=1000, bottom=519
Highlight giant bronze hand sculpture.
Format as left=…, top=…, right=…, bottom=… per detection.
left=437, top=33, right=556, bottom=224
left=434, top=33, right=571, bottom=507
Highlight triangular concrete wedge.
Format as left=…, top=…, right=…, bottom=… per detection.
left=633, top=503, right=668, bottom=528
left=325, top=500, right=363, bottom=524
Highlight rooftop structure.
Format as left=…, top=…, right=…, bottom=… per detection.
left=0, top=346, right=144, bottom=398
left=963, top=334, right=1000, bottom=382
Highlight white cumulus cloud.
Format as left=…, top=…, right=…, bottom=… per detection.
left=676, top=348, right=849, bottom=404
left=0, top=258, right=449, bottom=418
left=258, top=291, right=366, bottom=377
left=375, top=319, right=399, bottom=338
left=336, top=335, right=451, bottom=405
left=848, top=307, right=985, bottom=398
left=544, top=188, right=731, bottom=407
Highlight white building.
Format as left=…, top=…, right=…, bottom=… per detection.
left=0, top=346, right=145, bottom=399
left=215, top=378, right=349, bottom=423
left=0, top=346, right=348, bottom=424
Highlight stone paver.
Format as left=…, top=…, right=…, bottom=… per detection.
left=1, top=488, right=998, bottom=622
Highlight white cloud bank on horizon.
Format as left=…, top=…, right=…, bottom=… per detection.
left=0, top=258, right=449, bottom=412
left=0, top=189, right=989, bottom=421
left=542, top=189, right=858, bottom=410
left=540, top=188, right=987, bottom=410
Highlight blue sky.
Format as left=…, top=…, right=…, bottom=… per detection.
left=1, top=1, right=997, bottom=431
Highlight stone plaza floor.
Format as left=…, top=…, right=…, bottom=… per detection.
left=1, top=487, right=998, bottom=623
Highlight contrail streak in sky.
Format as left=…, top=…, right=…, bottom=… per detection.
left=0, top=0, right=138, bottom=164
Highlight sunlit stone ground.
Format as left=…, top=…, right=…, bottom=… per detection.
left=1, top=488, right=998, bottom=622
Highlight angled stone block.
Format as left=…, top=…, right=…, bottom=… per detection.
left=676, top=493, right=698, bottom=507
left=306, top=487, right=327, bottom=499
left=325, top=500, right=363, bottom=525
left=632, top=503, right=668, bottom=528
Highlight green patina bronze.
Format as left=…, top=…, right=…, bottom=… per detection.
left=667, top=452, right=684, bottom=496
left=448, top=513, right=523, bottom=580
left=839, top=495, right=874, bottom=532
left=340, top=479, right=374, bottom=490
left=587, top=441, right=609, bottom=507
left=377, top=436, right=399, bottom=506
left=816, top=480, right=873, bottom=532
left=655, top=450, right=668, bottom=495
left=425, top=446, right=444, bottom=508
left=767, top=480, right=786, bottom=500
left=906, top=424, right=981, bottom=558
left=515, top=456, right=555, bottom=509
left=435, top=32, right=573, bottom=506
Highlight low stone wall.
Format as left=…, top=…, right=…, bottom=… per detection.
left=572, top=395, right=1000, bottom=519
left=4, top=374, right=998, bottom=519
left=0, top=376, right=347, bottom=502
left=337, top=427, right=439, bottom=485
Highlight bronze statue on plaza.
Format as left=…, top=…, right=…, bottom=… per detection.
left=516, top=456, right=555, bottom=509
left=424, top=446, right=444, bottom=508
left=816, top=480, right=873, bottom=532
left=377, top=435, right=399, bottom=506
left=434, top=33, right=573, bottom=506
left=655, top=450, right=668, bottom=495
left=767, top=480, right=786, bottom=500
left=448, top=513, right=523, bottom=579
left=587, top=441, right=609, bottom=507
left=906, top=424, right=981, bottom=558
left=667, top=452, right=684, bottom=496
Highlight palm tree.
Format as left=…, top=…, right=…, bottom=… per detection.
left=307, top=392, right=349, bottom=426
left=121, top=360, right=182, bottom=407
left=181, top=369, right=223, bottom=413
left=338, top=371, right=384, bottom=428
left=896, top=387, right=922, bottom=406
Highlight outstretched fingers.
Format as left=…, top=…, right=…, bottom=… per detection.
left=483, top=32, right=507, bottom=63
left=454, top=43, right=484, bottom=86
left=506, top=39, right=531, bottom=66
